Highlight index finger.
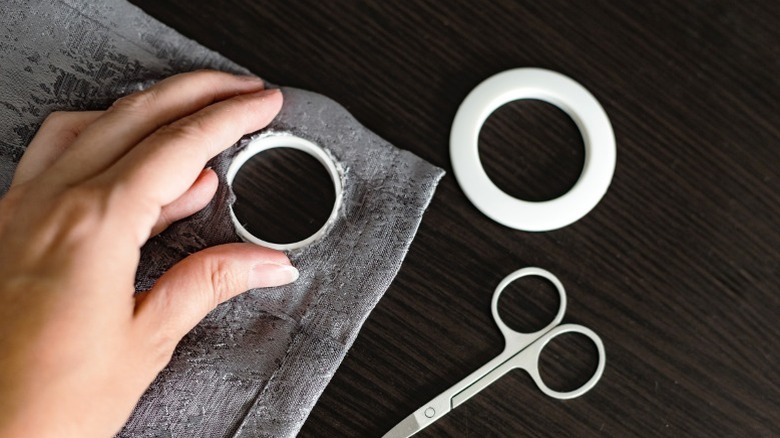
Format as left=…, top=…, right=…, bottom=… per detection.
left=98, top=88, right=283, bottom=243
left=47, top=70, right=267, bottom=186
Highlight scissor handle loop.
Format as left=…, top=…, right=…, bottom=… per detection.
left=491, top=267, right=567, bottom=343
left=524, top=323, right=606, bottom=399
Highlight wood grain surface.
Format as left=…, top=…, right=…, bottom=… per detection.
left=129, top=1, right=780, bottom=436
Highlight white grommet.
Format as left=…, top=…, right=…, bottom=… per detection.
left=226, top=133, right=343, bottom=251
left=450, top=68, right=616, bottom=232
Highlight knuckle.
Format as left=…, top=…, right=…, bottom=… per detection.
left=41, top=111, right=69, bottom=130
left=208, top=260, right=241, bottom=306
left=53, top=183, right=117, bottom=233
left=37, top=111, right=94, bottom=148
left=154, top=115, right=213, bottom=150
left=62, top=183, right=110, bottom=210
left=110, top=88, right=159, bottom=114
left=159, top=115, right=206, bottom=139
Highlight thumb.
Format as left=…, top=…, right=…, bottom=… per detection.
left=133, top=243, right=298, bottom=351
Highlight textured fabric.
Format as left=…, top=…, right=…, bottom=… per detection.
left=0, top=1, right=444, bottom=436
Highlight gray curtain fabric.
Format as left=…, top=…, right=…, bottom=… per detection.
left=0, top=1, right=444, bottom=436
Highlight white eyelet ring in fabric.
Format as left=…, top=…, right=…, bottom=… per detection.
left=226, top=133, right=343, bottom=250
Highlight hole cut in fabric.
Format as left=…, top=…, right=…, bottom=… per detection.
left=228, top=134, right=343, bottom=251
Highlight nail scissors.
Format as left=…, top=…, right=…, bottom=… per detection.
left=383, top=267, right=606, bottom=438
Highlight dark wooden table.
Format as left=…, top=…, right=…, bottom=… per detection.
left=131, top=1, right=780, bottom=436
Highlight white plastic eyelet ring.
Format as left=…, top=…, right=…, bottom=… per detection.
left=450, top=68, right=616, bottom=232
left=226, top=133, right=343, bottom=251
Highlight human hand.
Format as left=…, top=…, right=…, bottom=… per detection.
left=0, top=71, right=298, bottom=437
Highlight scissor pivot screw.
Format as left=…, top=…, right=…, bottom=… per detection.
left=424, top=407, right=435, bottom=418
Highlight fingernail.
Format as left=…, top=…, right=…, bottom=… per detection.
left=237, top=74, right=265, bottom=85
left=248, top=263, right=299, bottom=289
left=253, top=88, right=281, bottom=98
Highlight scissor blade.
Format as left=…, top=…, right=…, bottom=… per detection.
left=382, top=413, right=423, bottom=438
